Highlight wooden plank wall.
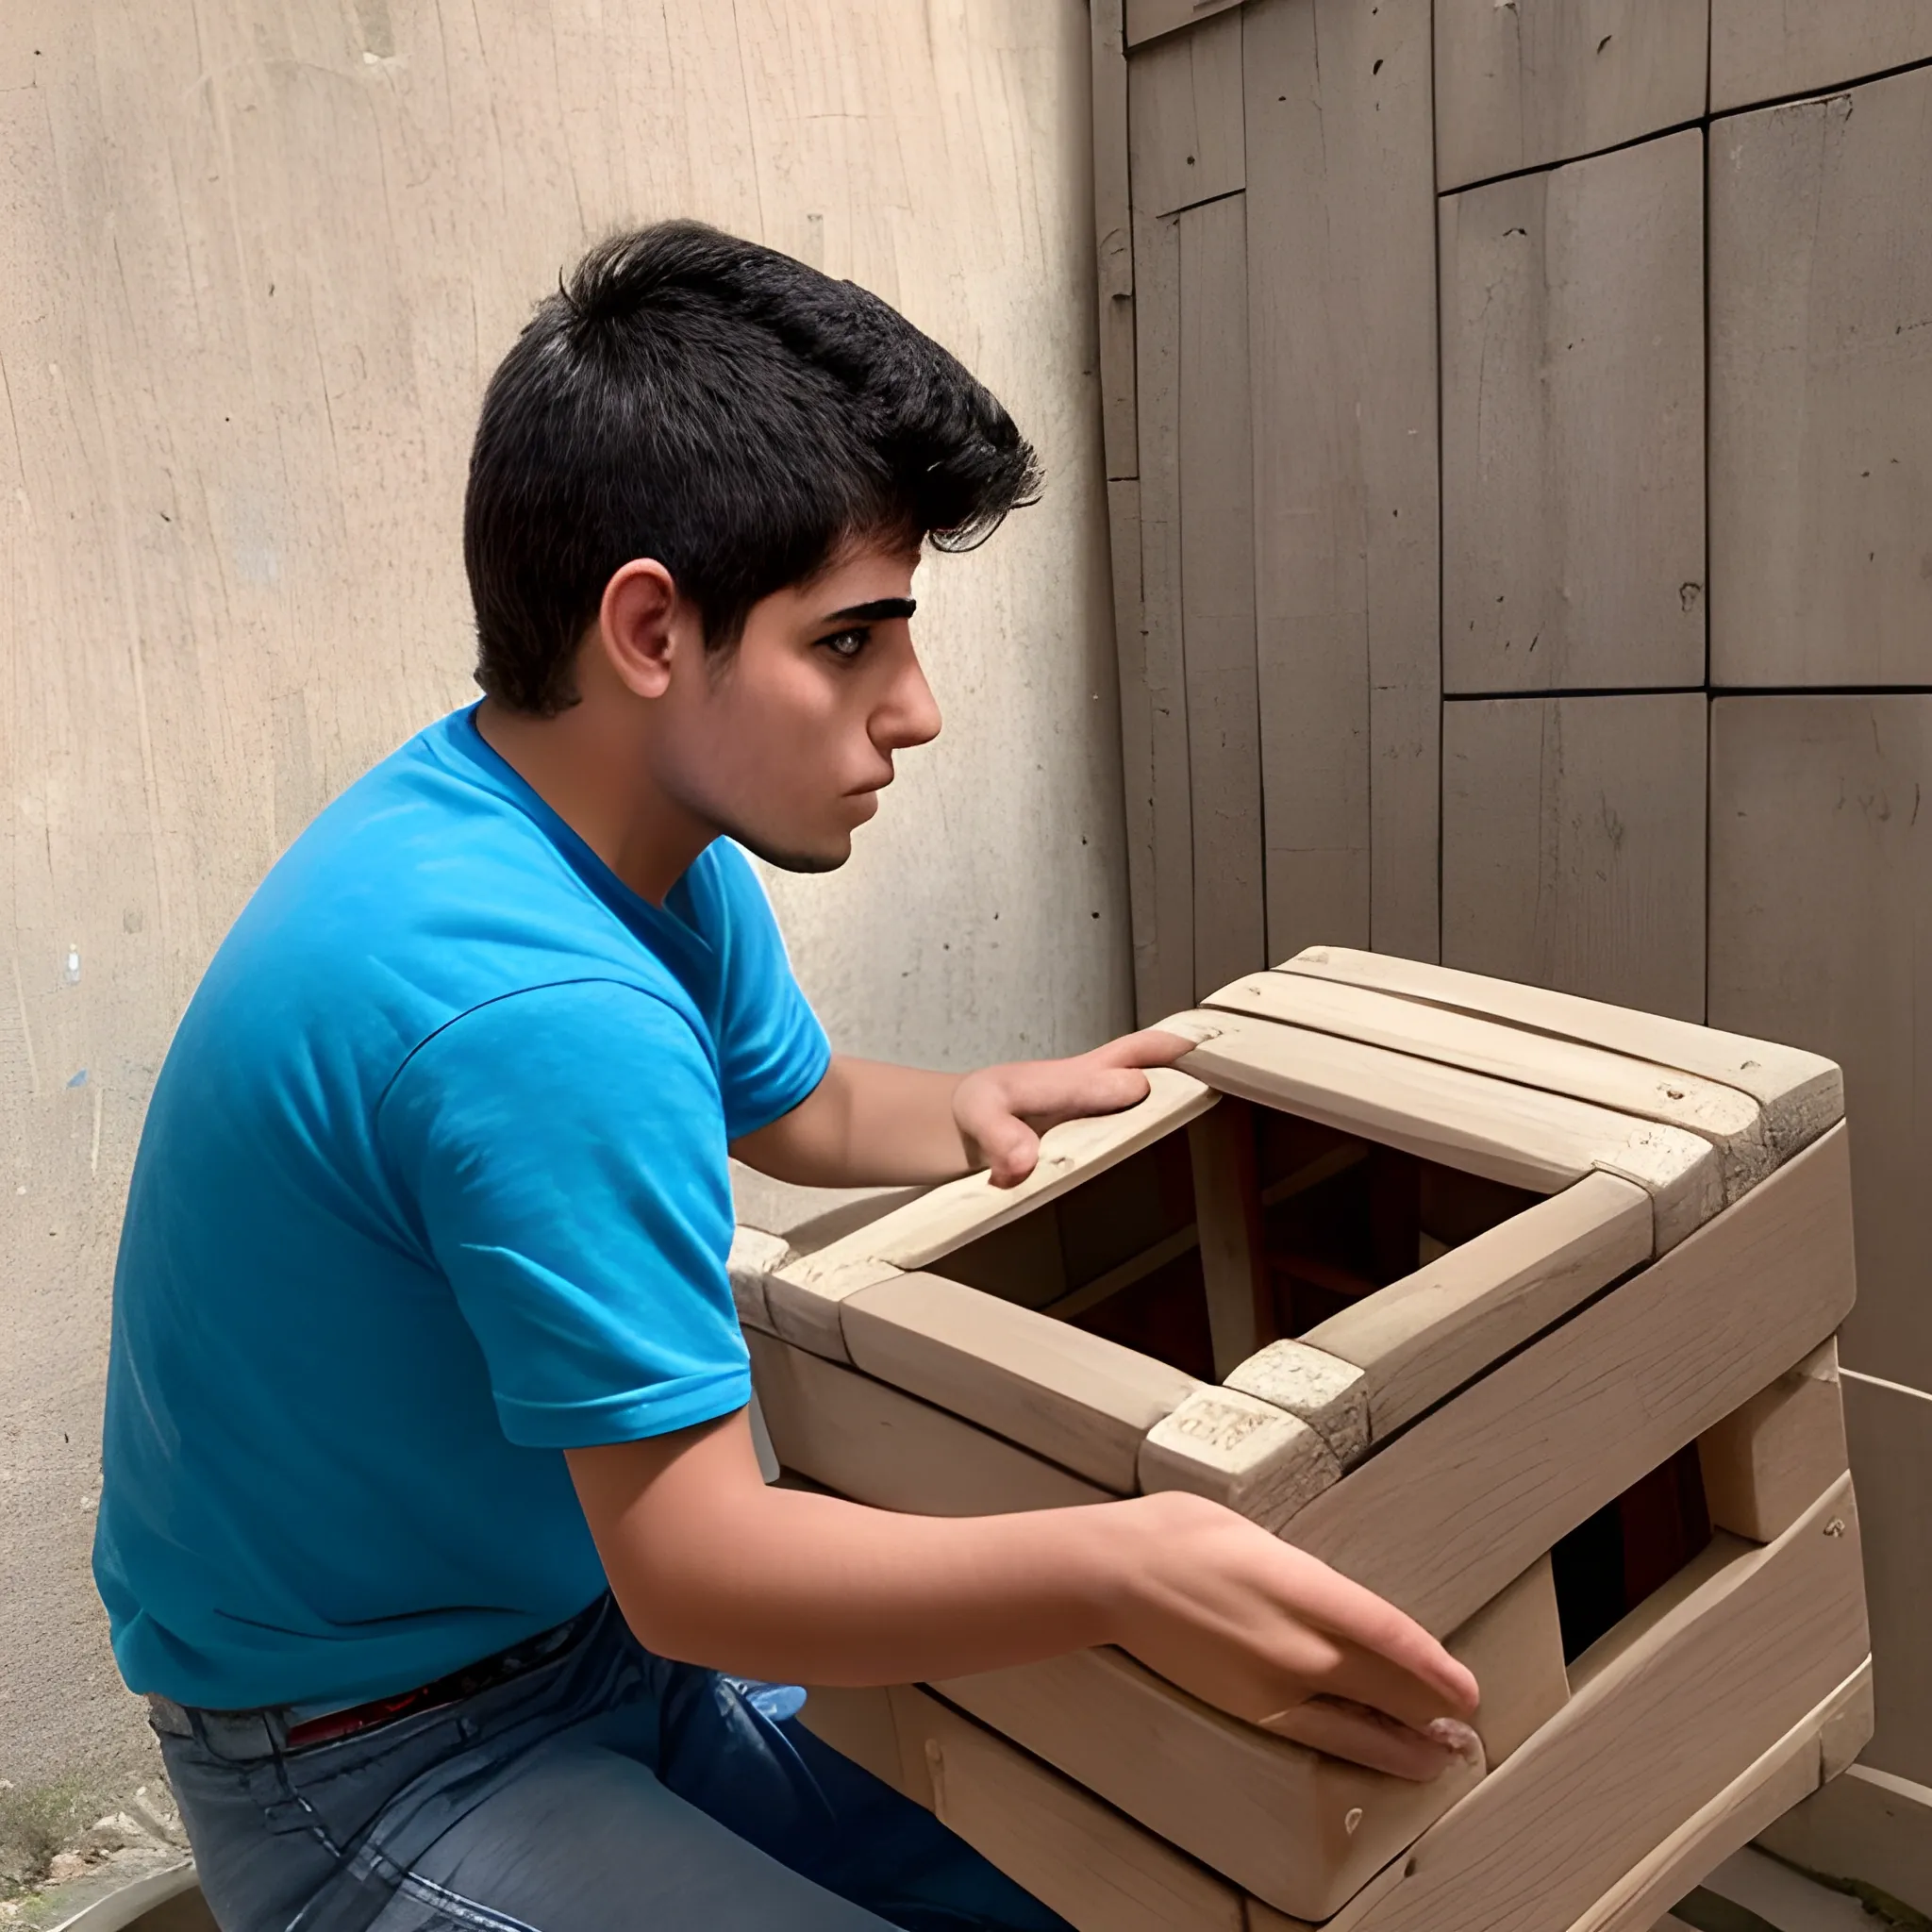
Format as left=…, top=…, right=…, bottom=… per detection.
left=1096, top=0, right=1932, bottom=1829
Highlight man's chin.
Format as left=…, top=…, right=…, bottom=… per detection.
left=728, top=828, right=852, bottom=875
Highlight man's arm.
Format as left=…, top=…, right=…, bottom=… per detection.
left=567, top=1408, right=1479, bottom=1781
left=730, top=1026, right=1197, bottom=1191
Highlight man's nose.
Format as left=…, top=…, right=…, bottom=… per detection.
left=877, top=645, right=942, bottom=751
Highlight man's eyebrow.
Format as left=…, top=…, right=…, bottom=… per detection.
left=823, top=597, right=916, bottom=624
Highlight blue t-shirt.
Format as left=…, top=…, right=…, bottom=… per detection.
left=92, top=706, right=829, bottom=1712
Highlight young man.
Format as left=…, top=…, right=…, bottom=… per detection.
left=94, top=223, right=1476, bottom=1932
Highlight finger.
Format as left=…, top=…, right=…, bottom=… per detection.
left=1091, top=1026, right=1204, bottom=1072
left=1258, top=1697, right=1477, bottom=1782
left=1314, top=1635, right=1481, bottom=1736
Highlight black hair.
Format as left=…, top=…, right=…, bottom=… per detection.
left=463, top=220, right=1042, bottom=714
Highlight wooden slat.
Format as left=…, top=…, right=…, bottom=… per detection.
left=934, top=1642, right=1484, bottom=1923
left=744, top=1329, right=1108, bottom=1516
left=1445, top=1554, right=1569, bottom=1769
left=1091, top=0, right=1137, bottom=480
left=726, top=1225, right=788, bottom=1335
left=1138, top=1384, right=1341, bottom=1531
left=1282, top=1128, right=1856, bottom=1637
left=888, top=1686, right=1248, bottom=1932
left=1563, top=1663, right=1874, bottom=1932
left=1756, top=1759, right=1932, bottom=1924
left=1128, top=201, right=1195, bottom=1022
left=1441, top=132, right=1705, bottom=694
left=1176, top=192, right=1262, bottom=995
left=1185, top=1104, right=1269, bottom=1377
left=1441, top=695, right=1710, bottom=1025
left=1270, top=1479, right=1869, bottom=1932
left=1125, top=0, right=1244, bottom=50
left=1203, top=968, right=1768, bottom=1197
left=1433, top=0, right=1708, bottom=192
left=1307, top=1172, right=1653, bottom=1441
left=1709, top=68, right=1932, bottom=687
left=1126, top=8, right=1244, bottom=218
left=1707, top=697, right=1928, bottom=1383
left=839, top=1271, right=1197, bottom=1493
left=1223, top=1339, right=1369, bottom=1466
left=1711, top=0, right=1932, bottom=112
left=1699, top=1341, right=1849, bottom=1543
left=1167, top=1008, right=1722, bottom=1249
left=1282, top=946, right=1843, bottom=1165
left=767, top=1070, right=1216, bottom=1358
left=1241, top=0, right=1440, bottom=963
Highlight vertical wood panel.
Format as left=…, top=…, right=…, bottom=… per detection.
left=1125, top=0, right=1245, bottom=51
left=1708, top=70, right=1932, bottom=688
left=1130, top=205, right=1196, bottom=1021
left=1441, top=130, right=1706, bottom=694
left=1434, top=0, right=1708, bottom=192
left=1442, top=694, right=1707, bottom=1023
left=1127, top=8, right=1245, bottom=218
left=1242, top=0, right=1440, bottom=965
left=1707, top=698, right=1932, bottom=1391
left=1177, top=193, right=1263, bottom=996
left=1091, top=0, right=1138, bottom=480
left=1711, top=0, right=1932, bottom=112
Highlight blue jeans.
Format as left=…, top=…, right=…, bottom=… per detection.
left=157, top=1598, right=1071, bottom=1932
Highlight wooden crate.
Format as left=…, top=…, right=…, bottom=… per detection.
left=736, top=948, right=1871, bottom=1931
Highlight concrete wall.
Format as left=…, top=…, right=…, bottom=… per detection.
left=0, top=0, right=1128, bottom=1791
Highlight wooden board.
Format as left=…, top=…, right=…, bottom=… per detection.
left=726, top=1225, right=789, bottom=1335
left=1203, top=968, right=1767, bottom=1195
left=888, top=1686, right=1248, bottom=1932
left=840, top=1271, right=1198, bottom=1492
left=1707, top=698, right=1930, bottom=1385
left=1709, top=68, right=1932, bottom=687
left=1125, top=0, right=1245, bottom=50
left=1306, top=1171, right=1652, bottom=1441
left=934, top=1641, right=1484, bottom=1922
left=1433, top=0, right=1709, bottom=192
left=1126, top=8, right=1244, bottom=218
left=1091, top=0, right=1137, bottom=480
left=1282, top=946, right=1843, bottom=1165
left=1841, top=1369, right=1932, bottom=1789
left=1711, top=0, right=1932, bottom=112
left=1756, top=1758, right=1932, bottom=1922
left=1277, top=1478, right=1870, bottom=1932
left=1186, top=1104, right=1269, bottom=1377
left=1169, top=1008, right=1722, bottom=1249
left=1138, top=1384, right=1341, bottom=1531
left=1441, top=132, right=1705, bottom=694
left=1176, top=192, right=1264, bottom=995
left=1441, top=695, right=1710, bottom=1024
left=744, top=1328, right=1108, bottom=1516
left=1283, top=1127, right=1856, bottom=1636
left=1444, top=1554, right=1570, bottom=1768
left=1699, top=1341, right=1849, bottom=1543
left=1564, top=1662, right=1874, bottom=1932
left=1241, top=0, right=1440, bottom=964
left=767, top=1070, right=1216, bottom=1357
left=1127, top=201, right=1195, bottom=1022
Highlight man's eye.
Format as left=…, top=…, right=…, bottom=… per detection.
left=820, top=627, right=870, bottom=660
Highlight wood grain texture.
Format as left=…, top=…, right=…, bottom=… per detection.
left=1699, top=1341, right=1849, bottom=1543
left=1433, top=0, right=1708, bottom=192
left=1284, top=1128, right=1857, bottom=1636
left=934, top=1642, right=1483, bottom=1922
left=1091, top=0, right=1138, bottom=479
left=1711, top=0, right=1932, bottom=112
left=1176, top=192, right=1264, bottom=994
left=1125, top=0, right=1245, bottom=49
left=1441, top=131, right=1706, bottom=694
left=1564, top=1663, right=1874, bottom=1932
left=1756, top=1758, right=1932, bottom=1922
left=1282, top=947, right=1843, bottom=1164
left=1307, top=1479, right=1870, bottom=1932
left=840, top=1271, right=1198, bottom=1491
left=1127, top=203, right=1196, bottom=1021
left=1169, top=1008, right=1723, bottom=1247
left=745, top=1328, right=1108, bottom=1516
left=1707, top=698, right=1932, bottom=1385
left=1203, top=967, right=1768, bottom=1196
left=889, top=1686, right=1248, bottom=1932
left=1441, top=695, right=1709, bottom=1024
left=1242, top=0, right=1440, bottom=964
left=1185, top=1106, right=1269, bottom=1377
left=1126, top=8, right=1244, bottom=217
left=1709, top=70, right=1932, bottom=686
left=1445, top=1554, right=1569, bottom=1768
left=1840, top=1369, right=1932, bottom=1788
left=1305, top=1170, right=1653, bottom=1441
left=1138, top=1384, right=1341, bottom=1530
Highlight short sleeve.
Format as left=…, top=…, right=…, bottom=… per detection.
left=377, top=980, right=750, bottom=1449
left=701, top=841, right=831, bottom=1139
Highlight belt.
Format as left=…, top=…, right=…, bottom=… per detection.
left=146, top=1597, right=607, bottom=1758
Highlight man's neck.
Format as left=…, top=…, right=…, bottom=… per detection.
left=475, top=696, right=713, bottom=907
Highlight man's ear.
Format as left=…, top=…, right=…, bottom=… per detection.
left=596, top=559, right=684, bottom=699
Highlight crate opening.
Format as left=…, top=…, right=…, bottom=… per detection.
left=924, top=1095, right=1541, bottom=1381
